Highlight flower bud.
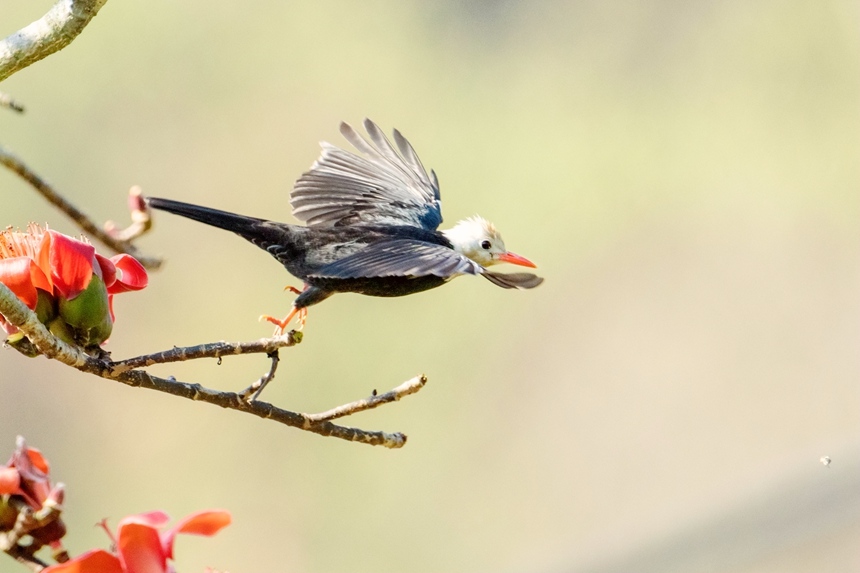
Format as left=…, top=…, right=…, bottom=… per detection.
left=56, top=275, right=113, bottom=346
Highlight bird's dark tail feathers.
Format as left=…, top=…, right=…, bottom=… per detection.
left=146, top=197, right=267, bottom=236
left=147, top=197, right=303, bottom=266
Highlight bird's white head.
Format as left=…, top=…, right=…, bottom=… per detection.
left=443, top=216, right=537, bottom=268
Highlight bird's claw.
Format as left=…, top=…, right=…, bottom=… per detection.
left=260, top=307, right=307, bottom=336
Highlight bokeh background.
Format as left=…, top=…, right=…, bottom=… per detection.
left=2, top=1, right=858, bottom=571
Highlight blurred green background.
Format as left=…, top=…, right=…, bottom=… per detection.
left=2, top=1, right=858, bottom=571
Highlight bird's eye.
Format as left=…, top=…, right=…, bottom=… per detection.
left=481, top=240, right=492, bottom=250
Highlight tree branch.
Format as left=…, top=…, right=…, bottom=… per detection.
left=307, top=375, right=427, bottom=421
left=0, top=145, right=162, bottom=270
left=110, top=336, right=303, bottom=373
left=0, top=283, right=422, bottom=448
left=239, top=351, right=281, bottom=401
left=0, top=0, right=108, bottom=83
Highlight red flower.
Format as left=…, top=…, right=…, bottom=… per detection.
left=0, top=437, right=58, bottom=512
left=43, top=510, right=232, bottom=573
left=0, top=437, right=67, bottom=546
left=0, top=224, right=147, bottom=348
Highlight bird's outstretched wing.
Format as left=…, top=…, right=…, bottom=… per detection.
left=309, top=239, right=545, bottom=290
left=309, top=240, right=478, bottom=279
left=291, top=119, right=443, bottom=230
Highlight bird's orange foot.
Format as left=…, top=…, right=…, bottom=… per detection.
left=260, top=306, right=307, bottom=336
left=283, top=285, right=302, bottom=295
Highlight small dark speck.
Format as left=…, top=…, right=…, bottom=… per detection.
left=217, top=356, right=222, bottom=365
left=372, top=389, right=377, bottom=396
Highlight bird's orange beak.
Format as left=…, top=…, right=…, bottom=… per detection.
left=498, top=251, right=537, bottom=268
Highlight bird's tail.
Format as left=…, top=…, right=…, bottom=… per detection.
left=147, top=197, right=303, bottom=265
left=146, top=197, right=267, bottom=236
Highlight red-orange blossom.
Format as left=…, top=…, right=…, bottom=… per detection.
left=0, top=224, right=147, bottom=348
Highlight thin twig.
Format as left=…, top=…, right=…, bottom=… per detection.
left=104, top=186, right=153, bottom=242
left=0, top=145, right=162, bottom=269
left=0, top=92, right=24, bottom=113
left=239, top=351, right=281, bottom=401
left=0, top=284, right=422, bottom=448
left=307, top=375, right=427, bottom=421
left=111, top=335, right=301, bottom=374
left=0, top=0, right=109, bottom=82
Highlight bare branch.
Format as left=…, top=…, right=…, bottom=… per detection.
left=0, top=144, right=163, bottom=270
left=239, top=351, right=281, bottom=401
left=0, top=283, right=421, bottom=448
left=103, top=186, right=153, bottom=242
left=110, top=335, right=301, bottom=373
left=0, top=0, right=108, bottom=83
left=307, top=375, right=427, bottom=421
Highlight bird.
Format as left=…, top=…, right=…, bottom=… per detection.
left=147, top=119, right=543, bottom=332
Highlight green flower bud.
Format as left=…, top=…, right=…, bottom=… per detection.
left=34, top=289, right=57, bottom=325
left=58, top=275, right=109, bottom=329
left=47, top=316, right=77, bottom=346
left=57, top=275, right=113, bottom=346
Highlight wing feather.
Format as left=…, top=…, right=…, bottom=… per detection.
left=309, top=239, right=545, bottom=291
left=482, top=271, right=545, bottom=289
left=291, top=119, right=443, bottom=230
left=309, top=240, right=481, bottom=280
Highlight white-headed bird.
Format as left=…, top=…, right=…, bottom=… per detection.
left=147, top=119, right=543, bottom=331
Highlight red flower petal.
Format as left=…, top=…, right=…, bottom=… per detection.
left=0, top=257, right=52, bottom=309
left=44, top=231, right=96, bottom=300
left=42, top=549, right=124, bottom=573
left=9, top=442, right=51, bottom=508
left=118, top=521, right=168, bottom=573
left=162, top=510, right=231, bottom=560
left=95, top=254, right=117, bottom=289
left=0, top=466, right=21, bottom=494
left=120, top=510, right=171, bottom=529
left=25, top=446, right=50, bottom=473
left=107, top=254, right=148, bottom=294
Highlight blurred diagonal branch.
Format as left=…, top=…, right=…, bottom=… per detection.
left=3, top=546, right=47, bottom=573
left=0, top=283, right=418, bottom=448
left=0, top=145, right=163, bottom=269
left=0, top=0, right=108, bottom=83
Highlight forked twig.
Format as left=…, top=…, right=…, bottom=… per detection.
left=238, top=351, right=282, bottom=401
left=0, top=284, right=424, bottom=448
